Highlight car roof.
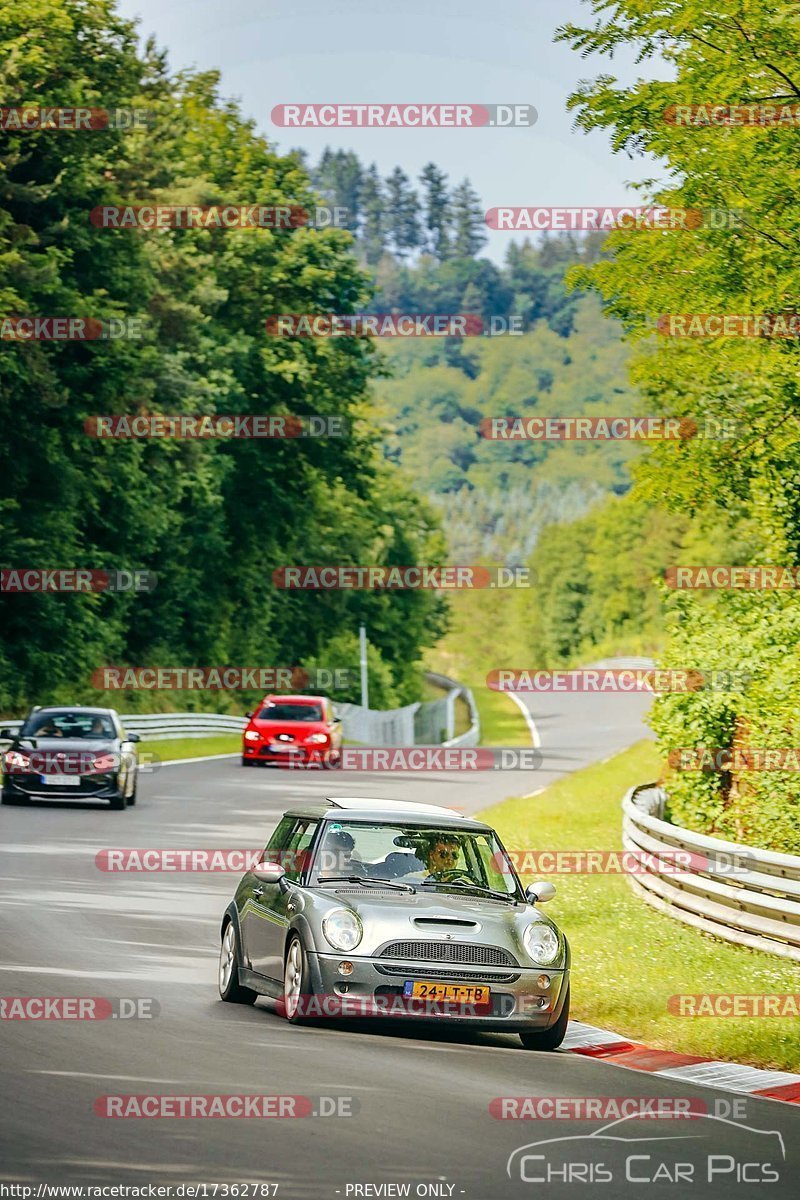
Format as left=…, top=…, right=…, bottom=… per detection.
left=288, top=799, right=492, bottom=833
left=28, top=706, right=118, bottom=716
left=260, top=695, right=327, bottom=704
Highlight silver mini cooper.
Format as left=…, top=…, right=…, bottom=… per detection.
left=219, top=797, right=570, bottom=1050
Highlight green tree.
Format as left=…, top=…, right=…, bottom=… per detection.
left=359, top=163, right=386, bottom=265
left=450, top=179, right=486, bottom=259
left=419, top=162, right=451, bottom=260
left=385, top=167, right=422, bottom=259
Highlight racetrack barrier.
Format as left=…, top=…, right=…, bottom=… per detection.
left=623, top=783, right=800, bottom=963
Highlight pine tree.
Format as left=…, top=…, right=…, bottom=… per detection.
left=359, top=164, right=386, bottom=266
left=312, top=148, right=362, bottom=232
left=419, top=162, right=451, bottom=259
left=385, top=167, right=422, bottom=259
left=450, top=179, right=487, bottom=258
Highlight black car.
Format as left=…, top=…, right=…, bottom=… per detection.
left=1, top=706, right=140, bottom=810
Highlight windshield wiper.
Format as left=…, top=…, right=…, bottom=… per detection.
left=420, top=881, right=518, bottom=903
left=317, top=875, right=416, bottom=893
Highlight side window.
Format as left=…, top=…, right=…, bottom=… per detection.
left=263, top=816, right=296, bottom=866
left=283, top=819, right=320, bottom=881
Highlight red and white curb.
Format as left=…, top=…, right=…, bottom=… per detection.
left=562, top=1021, right=800, bottom=1106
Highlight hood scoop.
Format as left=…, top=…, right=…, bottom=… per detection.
left=413, top=917, right=479, bottom=930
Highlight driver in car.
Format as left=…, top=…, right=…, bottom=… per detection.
left=417, top=835, right=467, bottom=882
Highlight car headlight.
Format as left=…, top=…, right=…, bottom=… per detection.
left=244, top=730, right=261, bottom=742
left=523, top=922, right=560, bottom=965
left=322, top=908, right=362, bottom=952
left=306, top=732, right=328, bottom=744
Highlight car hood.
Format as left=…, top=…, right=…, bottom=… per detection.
left=304, top=885, right=563, bottom=966
left=14, top=737, right=120, bottom=754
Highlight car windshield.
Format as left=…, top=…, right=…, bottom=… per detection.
left=257, top=703, right=323, bottom=722
left=311, top=821, right=521, bottom=896
left=21, top=712, right=115, bottom=739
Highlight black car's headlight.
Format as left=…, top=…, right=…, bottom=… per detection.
left=523, top=922, right=561, bottom=966
left=322, top=908, right=363, bottom=952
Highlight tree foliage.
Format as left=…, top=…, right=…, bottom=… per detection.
left=0, top=0, right=447, bottom=713
left=556, top=0, right=800, bottom=850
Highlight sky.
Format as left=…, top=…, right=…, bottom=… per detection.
left=116, top=0, right=663, bottom=263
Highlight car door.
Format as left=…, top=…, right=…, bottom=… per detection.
left=244, top=817, right=320, bottom=981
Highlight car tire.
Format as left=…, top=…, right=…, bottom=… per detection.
left=1, top=790, right=24, bottom=806
left=126, top=776, right=137, bottom=806
left=519, top=985, right=570, bottom=1051
left=219, top=920, right=257, bottom=1004
left=241, top=756, right=255, bottom=767
left=323, top=749, right=341, bottom=769
left=281, top=933, right=313, bottom=1024
left=109, top=792, right=126, bottom=811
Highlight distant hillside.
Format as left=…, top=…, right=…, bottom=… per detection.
left=305, top=148, right=639, bottom=563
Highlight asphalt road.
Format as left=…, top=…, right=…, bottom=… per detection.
left=1, top=688, right=797, bottom=1199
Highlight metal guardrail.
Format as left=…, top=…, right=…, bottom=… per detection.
left=0, top=712, right=247, bottom=742
left=623, top=782, right=800, bottom=963
left=425, top=671, right=480, bottom=748
left=334, top=673, right=480, bottom=748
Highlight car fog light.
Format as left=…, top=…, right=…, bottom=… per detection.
left=537, top=974, right=551, bottom=989
left=338, top=960, right=354, bottom=975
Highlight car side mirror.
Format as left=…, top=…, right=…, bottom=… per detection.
left=526, top=880, right=556, bottom=904
left=127, top=732, right=141, bottom=743
left=245, top=711, right=253, bottom=719
left=253, top=861, right=286, bottom=884
left=0, top=729, right=12, bottom=739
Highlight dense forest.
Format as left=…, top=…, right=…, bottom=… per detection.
left=0, top=0, right=449, bottom=714
left=303, top=148, right=638, bottom=561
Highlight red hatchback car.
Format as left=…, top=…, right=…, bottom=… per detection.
left=242, top=695, right=343, bottom=768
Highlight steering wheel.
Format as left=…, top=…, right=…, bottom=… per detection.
left=430, top=869, right=475, bottom=885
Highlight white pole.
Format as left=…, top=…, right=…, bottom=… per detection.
left=359, top=624, right=369, bottom=709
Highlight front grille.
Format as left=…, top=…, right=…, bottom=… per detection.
left=379, top=940, right=518, bottom=967
left=375, top=964, right=519, bottom=983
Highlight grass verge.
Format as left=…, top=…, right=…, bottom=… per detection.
left=478, top=740, right=800, bottom=1071
left=141, top=735, right=241, bottom=763
left=426, top=590, right=533, bottom=748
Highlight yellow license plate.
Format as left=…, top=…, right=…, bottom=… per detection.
left=403, top=981, right=490, bottom=1004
